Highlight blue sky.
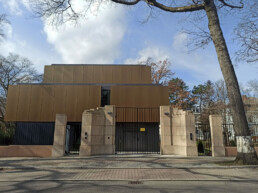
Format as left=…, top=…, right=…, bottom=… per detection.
left=0, top=0, right=257, bottom=89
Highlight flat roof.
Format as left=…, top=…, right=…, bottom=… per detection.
left=50, top=64, right=148, bottom=67
left=17, top=83, right=163, bottom=86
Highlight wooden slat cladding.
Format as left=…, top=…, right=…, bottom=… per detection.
left=43, top=65, right=152, bottom=84
left=4, top=85, right=101, bottom=122
left=4, top=86, right=20, bottom=121
left=116, top=107, right=160, bottom=122
left=110, top=86, right=169, bottom=107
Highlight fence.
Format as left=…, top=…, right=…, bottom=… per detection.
left=195, top=123, right=212, bottom=156
left=223, top=123, right=258, bottom=146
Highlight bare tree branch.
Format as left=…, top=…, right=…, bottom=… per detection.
left=234, top=1, right=258, bottom=63
left=218, top=0, right=243, bottom=9
left=143, top=0, right=205, bottom=13
left=111, top=0, right=141, bottom=5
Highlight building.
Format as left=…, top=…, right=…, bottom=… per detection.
left=4, top=64, right=169, bottom=156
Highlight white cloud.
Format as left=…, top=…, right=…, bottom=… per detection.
left=0, top=23, right=60, bottom=73
left=172, top=32, right=188, bottom=52
left=124, top=32, right=223, bottom=83
left=44, top=1, right=126, bottom=64
left=124, top=46, right=170, bottom=64
left=0, top=0, right=23, bottom=15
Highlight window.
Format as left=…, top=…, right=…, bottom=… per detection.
left=101, top=86, right=110, bottom=107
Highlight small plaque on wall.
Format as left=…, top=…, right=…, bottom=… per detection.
left=140, top=128, right=145, bottom=132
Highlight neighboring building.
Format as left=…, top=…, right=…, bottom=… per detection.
left=4, top=64, right=169, bottom=154
left=242, top=95, right=258, bottom=124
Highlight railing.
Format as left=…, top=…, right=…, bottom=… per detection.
left=222, top=124, right=236, bottom=146
left=195, top=123, right=212, bottom=156
left=222, top=123, right=258, bottom=146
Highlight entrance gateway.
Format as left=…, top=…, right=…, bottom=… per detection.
left=115, top=122, right=160, bottom=154
left=115, top=107, right=160, bottom=154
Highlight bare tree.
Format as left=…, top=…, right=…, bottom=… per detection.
left=212, top=79, right=229, bottom=123
left=29, top=0, right=257, bottom=164
left=247, top=79, right=258, bottom=97
left=0, top=53, right=42, bottom=122
left=235, top=1, right=258, bottom=63
left=139, top=57, right=174, bottom=85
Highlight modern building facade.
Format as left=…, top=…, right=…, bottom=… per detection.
left=4, top=64, right=169, bottom=155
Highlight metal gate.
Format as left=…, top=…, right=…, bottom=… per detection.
left=115, top=122, right=160, bottom=154
left=65, top=123, right=81, bottom=155
left=195, top=123, right=212, bottom=156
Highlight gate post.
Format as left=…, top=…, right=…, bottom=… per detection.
left=160, top=106, right=173, bottom=154
left=104, top=105, right=116, bottom=154
left=209, top=115, right=225, bottom=157
left=79, top=105, right=115, bottom=156
left=160, top=106, right=197, bottom=156
left=52, top=114, right=67, bottom=157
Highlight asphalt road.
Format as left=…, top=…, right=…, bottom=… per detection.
left=1, top=180, right=258, bottom=193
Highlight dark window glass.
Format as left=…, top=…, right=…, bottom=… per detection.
left=101, top=86, right=110, bottom=107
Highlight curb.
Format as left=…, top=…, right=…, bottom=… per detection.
left=1, top=166, right=258, bottom=170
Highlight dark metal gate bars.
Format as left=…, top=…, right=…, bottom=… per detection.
left=195, top=123, right=212, bottom=156
left=65, top=122, right=82, bottom=155
left=115, top=122, right=160, bottom=154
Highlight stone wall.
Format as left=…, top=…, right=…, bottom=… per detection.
left=160, top=106, right=197, bottom=156
left=209, top=115, right=225, bottom=157
left=0, top=145, right=52, bottom=157
left=80, top=105, right=115, bottom=156
left=225, top=146, right=258, bottom=157
left=52, top=114, right=67, bottom=157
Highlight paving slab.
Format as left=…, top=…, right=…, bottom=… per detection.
left=0, top=168, right=257, bottom=181
left=0, top=154, right=243, bottom=170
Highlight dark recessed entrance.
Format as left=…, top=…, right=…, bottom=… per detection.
left=115, top=122, right=160, bottom=154
left=65, top=122, right=81, bottom=155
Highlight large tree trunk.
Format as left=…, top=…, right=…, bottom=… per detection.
left=204, top=0, right=257, bottom=164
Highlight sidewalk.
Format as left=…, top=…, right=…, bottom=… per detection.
left=0, top=154, right=256, bottom=169
left=0, top=155, right=258, bottom=182
left=1, top=168, right=258, bottom=181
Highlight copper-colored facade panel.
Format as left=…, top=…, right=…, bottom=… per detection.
left=40, top=85, right=55, bottom=121
left=110, top=86, right=169, bottom=107
left=73, top=66, right=84, bottom=83
left=142, top=66, right=152, bottom=84
left=112, top=67, right=122, bottom=83
left=83, top=66, right=94, bottom=83
left=89, top=86, right=101, bottom=108
left=54, top=86, right=66, bottom=114
left=111, top=86, right=168, bottom=122
left=16, top=85, right=31, bottom=121
left=75, top=85, right=101, bottom=121
left=75, top=85, right=88, bottom=120
left=4, top=86, right=20, bottom=121
left=121, top=66, right=131, bottom=84
left=43, top=66, right=53, bottom=83
left=5, top=65, right=168, bottom=123
left=62, top=66, right=74, bottom=83
left=93, top=66, right=103, bottom=83
left=115, top=107, right=160, bottom=123
left=53, top=66, right=63, bottom=83
left=101, top=66, right=113, bottom=83
left=5, top=85, right=102, bottom=122
left=43, top=65, right=152, bottom=84
left=132, top=66, right=141, bottom=83
left=28, top=85, right=43, bottom=121
left=65, top=86, right=77, bottom=121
